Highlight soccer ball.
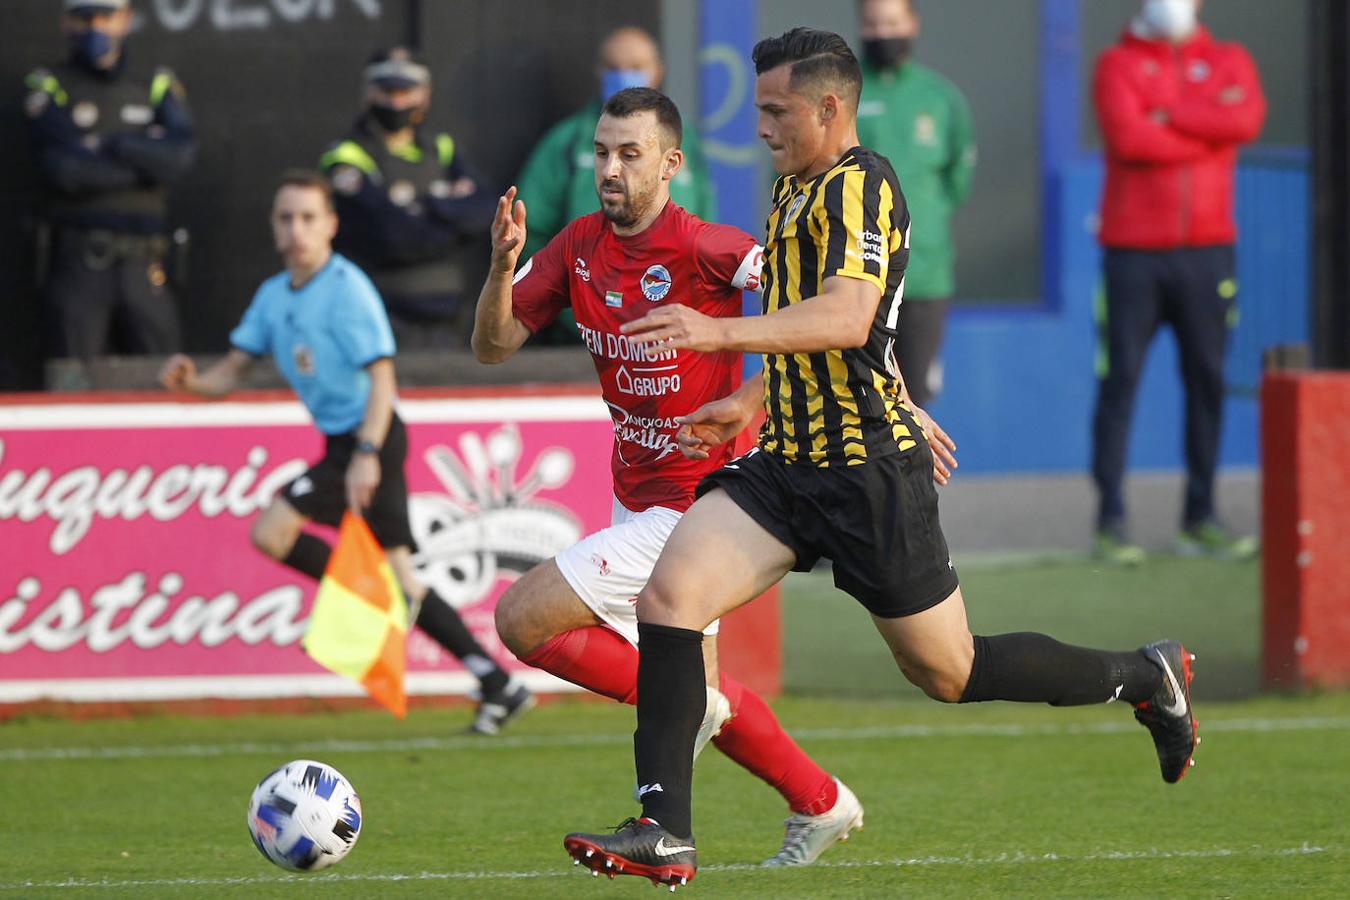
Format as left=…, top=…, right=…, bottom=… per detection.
left=247, top=759, right=362, bottom=871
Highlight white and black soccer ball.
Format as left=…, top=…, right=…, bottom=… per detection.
left=247, top=759, right=363, bottom=871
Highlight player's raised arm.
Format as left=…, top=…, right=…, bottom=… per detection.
left=158, top=348, right=254, bottom=399
left=471, top=186, right=533, bottom=363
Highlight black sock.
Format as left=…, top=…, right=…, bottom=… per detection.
left=415, top=590, right=509, bottom=695
left=634, top=622, right=705, bottom=839
left=280, top=533, right=332, bottom=581
left=959, top=633, right=1161, bottom=706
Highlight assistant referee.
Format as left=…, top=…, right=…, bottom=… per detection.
left=158, top=170, right=531, bottom=735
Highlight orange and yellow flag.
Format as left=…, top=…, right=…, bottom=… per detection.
left=302, top=512, right=408, bottom=718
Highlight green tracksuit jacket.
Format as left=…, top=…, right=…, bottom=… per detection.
left=856, top=60, right=975, bottom=300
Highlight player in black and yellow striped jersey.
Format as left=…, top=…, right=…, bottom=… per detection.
left=562, top=28, right=1198, bottom=886
left=759, top=144, right=917, bottom=465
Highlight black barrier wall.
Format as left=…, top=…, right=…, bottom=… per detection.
left=0, top=0, right=659, bottom=390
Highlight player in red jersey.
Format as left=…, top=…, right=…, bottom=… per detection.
left=473, top=88, right=867, bottom=868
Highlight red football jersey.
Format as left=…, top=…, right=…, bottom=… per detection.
left=512, top=202, right=763, bottom=512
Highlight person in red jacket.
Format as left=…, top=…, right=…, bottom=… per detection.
left=1090, top=0, right=1264, bottom=565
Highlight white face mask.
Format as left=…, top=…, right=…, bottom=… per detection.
left=1142, top=0, right=1198, bottom=41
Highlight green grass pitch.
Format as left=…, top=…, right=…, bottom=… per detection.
left=2, top=556, right=1347, bottom=898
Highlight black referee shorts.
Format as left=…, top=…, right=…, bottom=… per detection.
left=282, top=413, right=416, bottom=550
left=697, top=444, right=959, bottom=618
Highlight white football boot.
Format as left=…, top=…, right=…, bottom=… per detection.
left=762, top=777, right=864, bottom=866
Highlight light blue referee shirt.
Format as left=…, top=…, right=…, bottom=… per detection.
left=229, top=253, right=396, bottom=435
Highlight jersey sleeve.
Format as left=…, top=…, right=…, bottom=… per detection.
left=818, top=168, right=894, bottom=293
left=509, top=225, right=572, bottom=333
left=331, top=270, right=397, bottom=366
left=228, top=286, right=271, bottom=357
left=694, top=222, right=764, bottom=299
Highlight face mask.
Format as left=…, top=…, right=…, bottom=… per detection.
left=69, top=29, right=116, bottom=70
left=369, top=104, right=417, bottom=132
left=600, top=68, right=648, bottom=102
left=862, top=37, right=913, bottom=70
left=1142, top=0, right=1198, bottom=41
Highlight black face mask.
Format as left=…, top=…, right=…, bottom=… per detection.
left=862, top=37, right=913, bottom=70
left=369, top=104, right=417, bottom=132
left=68, top=29, right=118, bottom=72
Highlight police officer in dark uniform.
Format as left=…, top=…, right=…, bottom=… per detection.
left=320, top=48, right=495, bottom=347
left=23, top=0, right=195, bottom=379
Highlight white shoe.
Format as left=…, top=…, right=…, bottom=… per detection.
left=761, top=777, right=863, bottom=866
left=632, top=686, right=733, bottom=801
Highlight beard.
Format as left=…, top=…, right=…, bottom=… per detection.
left=598, top=179, right=656, bottom=228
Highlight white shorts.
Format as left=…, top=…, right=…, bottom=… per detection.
left=554, top=496, right=719, bottom=647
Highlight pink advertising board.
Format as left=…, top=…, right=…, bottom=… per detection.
left=0, top=391, right=616, bottom=702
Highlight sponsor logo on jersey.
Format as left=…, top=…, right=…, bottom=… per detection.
left=849, top=229, right=886, bottom=265
left=641, top=264, right=672, bottom=302
left=615, top=364, right=681, bottom=398
left=574, top=257, right=591, bottom=282
left=605, top=290, right=623, bottom=308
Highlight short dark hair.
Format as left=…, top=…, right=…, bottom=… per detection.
left=276, top=168, right=335, bottom=212
left=752, top=27, right=862, bottom=110
left=600, top=87, right=684, bottom=150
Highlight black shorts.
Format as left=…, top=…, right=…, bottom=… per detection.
left=282, top=413, right=416, bottom=550
left=697, top=445, right=959, bottom=618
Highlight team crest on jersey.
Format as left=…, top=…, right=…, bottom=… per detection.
left=292, top=344, right=315, bottom=376
left=605, top=290, right=623, bottom=308
left=640, top=265, right=672, bottom=302
left=785, top=193, right=806, bottom=222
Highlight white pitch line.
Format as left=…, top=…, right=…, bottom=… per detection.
left=0, top=843, right=1333, bottom=891
left=3, top=716, right=1348, bottom=763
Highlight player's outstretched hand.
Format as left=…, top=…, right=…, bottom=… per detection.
left=489, top=186, right=527, bottom=273
left=621, top=304, right=726, bottom=353
left=158, top=353, right=197, bottom=392
left=345, top=455, right=380, bottom=515
left=911, top=404, right=957, bottom=485
left=675, top=395, right=755, bottom=460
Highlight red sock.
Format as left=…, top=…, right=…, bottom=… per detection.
left=521, top=625, right=638, bottom=704
left=714, top=673, right=838, bottom=816
left=522, top=627, right=838, bottom=816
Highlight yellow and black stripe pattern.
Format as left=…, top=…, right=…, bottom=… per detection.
left=758, top=147, right=917, bottom=466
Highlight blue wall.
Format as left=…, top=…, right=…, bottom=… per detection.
left=931, top=158, right=1309, bottom=474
